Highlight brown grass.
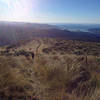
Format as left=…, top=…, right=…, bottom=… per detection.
left=33, top=54, right=100, bottom=100
left=0, top=38, right=100, bottom=100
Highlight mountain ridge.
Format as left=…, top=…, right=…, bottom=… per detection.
left=0, top=22, right=100, bottom=46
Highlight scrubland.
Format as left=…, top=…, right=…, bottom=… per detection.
left=0, top=38, right=100, bottom=100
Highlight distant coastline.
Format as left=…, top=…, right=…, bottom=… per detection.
left=50, top=23, right=100, bottom=32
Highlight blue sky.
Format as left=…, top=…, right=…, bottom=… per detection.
left=0, top=0, right=100, bottom=23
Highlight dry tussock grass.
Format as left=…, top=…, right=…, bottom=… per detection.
left=0, top=56, right=38, bottom=100
left=0, top=51, right=100, bottom=100
left=34, top=55, right=100, bottom=100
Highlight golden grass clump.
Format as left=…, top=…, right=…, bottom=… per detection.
left=34, top=55, right=100, bottom=100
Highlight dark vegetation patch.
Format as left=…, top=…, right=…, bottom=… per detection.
left=42, top=40, right=100, bottom=56
left=0, top=49, right=35, bottom=59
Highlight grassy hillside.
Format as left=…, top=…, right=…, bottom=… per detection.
left=0, top=38, right=100, bottom=100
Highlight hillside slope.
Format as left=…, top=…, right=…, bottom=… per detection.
left=0, top=38, right=100, bottom=100
left=0, top=22, right=100, bottom=46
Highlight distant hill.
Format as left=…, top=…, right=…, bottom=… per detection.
left=88, top=28, right=100, bottom=33
left=0, top=21, right=100, bottom=46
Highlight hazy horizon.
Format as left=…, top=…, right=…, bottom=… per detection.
left=1, top=20, right=100, bottom=25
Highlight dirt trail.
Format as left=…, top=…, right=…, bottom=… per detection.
left=36, top=40, right=41, bottom=55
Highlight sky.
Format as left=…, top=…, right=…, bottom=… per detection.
left=0, top=0, right=100, bottom=24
